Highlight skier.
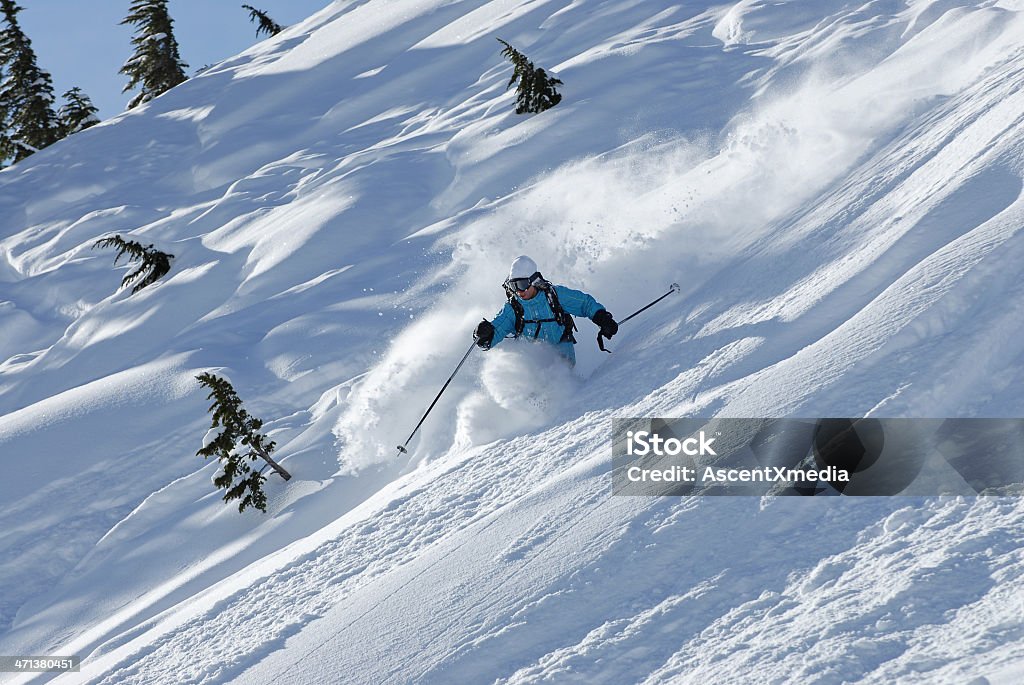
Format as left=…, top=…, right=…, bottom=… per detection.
left=473, top=255, right=618, bottom=365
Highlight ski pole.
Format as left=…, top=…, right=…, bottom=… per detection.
left=599, top=282, right=681, bottom=353
left=396, top=341, right=476, bottom=455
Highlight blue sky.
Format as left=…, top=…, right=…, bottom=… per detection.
left=19, top=1, right=332, bottom=118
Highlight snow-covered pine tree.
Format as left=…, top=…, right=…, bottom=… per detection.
left=195, top=373, right=292, bottom=514
left=497, top=38, right=562, bottom=114
left=57, top=87, right=99, bottom=136
left=119, top=0, right=188, bottom=110
left=242, top=5, right=284, bottom=37
left=92, top=234, right=174, bottom=294
left=0, top=0, right=61, bottom=165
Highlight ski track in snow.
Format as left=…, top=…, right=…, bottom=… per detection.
left=2, top=0, right=1024, bottom=683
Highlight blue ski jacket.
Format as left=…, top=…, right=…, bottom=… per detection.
left=488, top=285, right=606, bottom=364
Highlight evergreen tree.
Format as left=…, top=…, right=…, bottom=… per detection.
left=242, top=5, right=284, bottom=37
left=0, top=0, right=61, bottom=165
left=497, top=38, right=562, bottom=114
left=93, top=234, right=174, bottom=294
left=119, top=0, right=188, bottom=110
left=57, top=87, right=99, bottom=136
left=195, top=373, right=292, bottom=514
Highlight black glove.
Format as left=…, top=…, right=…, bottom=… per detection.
left=592, top=309, right=618, bottom=338
left=474, top=319, right=495, bottom=349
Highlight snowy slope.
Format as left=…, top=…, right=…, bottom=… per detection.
left=1, top=0, right=1024, bottom=683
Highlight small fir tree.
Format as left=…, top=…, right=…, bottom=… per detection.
left=196, top=373, right=292, bottom=513
left=242, top=5, right=284, bottom=37
left=93, top=235, right=174, bottom=294
left=497, top=38, right=562, bottom=114
left=0, top=0, right=61, bottom=165
left=119, top=0, right=188, bottom=109
left=57, top=87, right=100, bottom=136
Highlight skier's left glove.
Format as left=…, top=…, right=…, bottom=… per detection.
left=592, top=309, right=618, bottom=338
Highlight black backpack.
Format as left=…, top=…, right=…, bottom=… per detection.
left=502, top=278, right=578, bottom=344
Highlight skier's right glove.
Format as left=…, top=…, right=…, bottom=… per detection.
left=474, top=319, right=495, bottom=350
left=592, top=309, right=618, bottom=338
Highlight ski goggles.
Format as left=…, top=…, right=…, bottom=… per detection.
left=506, top=272, right=540, bottom=292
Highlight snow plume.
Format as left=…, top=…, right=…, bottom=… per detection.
left=454, top=341, right=579, bottom=448
left=331, top=307, right=484, bottom=470
left=441, top=78, right=889, bottom=334
left=333, top=314, right=579, bottom=470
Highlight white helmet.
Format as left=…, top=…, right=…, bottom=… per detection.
left=508, top=255, right=538, bottom=280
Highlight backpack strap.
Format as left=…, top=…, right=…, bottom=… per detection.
left=539, top=281, right=577, bottom=344
left=503, top=282, right=526, bottom=337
